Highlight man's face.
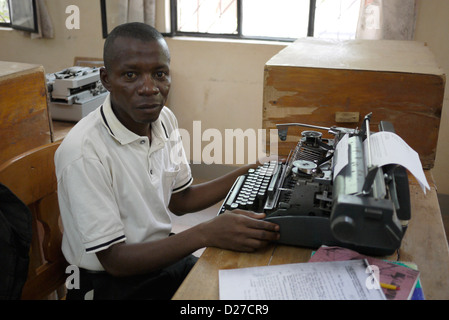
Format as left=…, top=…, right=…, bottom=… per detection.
left=100, top=36, right=171, bottom=136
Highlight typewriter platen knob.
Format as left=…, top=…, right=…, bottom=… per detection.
left=301, top=130, right=322, bottom=147
left=331, top=215, right=356, bottom=242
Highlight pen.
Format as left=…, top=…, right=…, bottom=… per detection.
left=380, top=283, right=400, bottom=290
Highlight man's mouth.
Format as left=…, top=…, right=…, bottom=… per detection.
left=136, top=103, right=162, bottom=110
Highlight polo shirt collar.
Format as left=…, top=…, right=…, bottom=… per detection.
left=100, top=94, right=169, bottom=145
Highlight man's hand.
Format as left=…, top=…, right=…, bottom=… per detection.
left=200, top=210, right=280, bottom=252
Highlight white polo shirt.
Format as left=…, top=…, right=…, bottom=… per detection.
left=55, top=94, right=192, bottom=271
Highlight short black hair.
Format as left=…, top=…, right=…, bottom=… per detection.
left=103, top=22, right=169, bottom=69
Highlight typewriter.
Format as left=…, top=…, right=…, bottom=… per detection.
left=46, top=66, right=108, bottom=121
left=218, top=114, right=411, bottom=256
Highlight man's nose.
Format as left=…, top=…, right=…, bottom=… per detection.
left=138, top=75, right=160, bottom=95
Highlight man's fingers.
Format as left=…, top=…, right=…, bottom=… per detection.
left=214, top=211, right=281, bottom=251
left=230, top=209, right=265, bottom=219
left=227, top=210, right=280, bottom=232
left=248, top=226, right=280, bottom=242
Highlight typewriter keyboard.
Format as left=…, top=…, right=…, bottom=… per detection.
left=219, top=160, right=280, bottom=214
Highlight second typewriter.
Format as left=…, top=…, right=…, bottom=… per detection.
left=218, top=114, right=411, bottom=256
left=46, top=66, right=108, bottom=121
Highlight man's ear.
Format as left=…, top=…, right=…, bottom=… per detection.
left=100, top=67, right=111, bottom=91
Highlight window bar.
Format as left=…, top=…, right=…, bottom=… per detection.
left=100, top=0, right=108, bottom=38
left=307, top=0, right=317, bottom=37
left=237, top=0, right=242, bottom=36
left=169, top=0, right=178, bottom=37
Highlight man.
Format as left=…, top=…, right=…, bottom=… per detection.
left=55, top=22, right=280, bottom=299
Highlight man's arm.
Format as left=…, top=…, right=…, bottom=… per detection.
left=98, top=159, right=281, bottom=277
left=96, top=210, right=280, bottom=277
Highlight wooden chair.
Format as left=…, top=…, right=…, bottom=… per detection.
left=0, top=61, right=52, bottom=166
left=0, top=141, right=68, bottom=299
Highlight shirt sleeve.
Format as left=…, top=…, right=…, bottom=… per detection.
left=59, top=157, right=126, bottom=253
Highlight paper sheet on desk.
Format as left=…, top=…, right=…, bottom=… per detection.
left=219, top=259, right=386, bottom=300
left=333, top=132, right=430, bottom=193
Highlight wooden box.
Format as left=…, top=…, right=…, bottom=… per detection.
left=263, top=39, right=445, bottom=169
left=0, top=61, right=52, bottom=165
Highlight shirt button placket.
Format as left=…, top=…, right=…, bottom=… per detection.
left=146, top=140, right=153, bottom=176
left=140, top=139, right=153, bottom=176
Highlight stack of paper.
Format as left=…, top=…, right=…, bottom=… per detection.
left=218, top=246, right=421, bottom=300
left=219, top=258, right=386, bottom=300
left=308, top=246, right=421, bottom=300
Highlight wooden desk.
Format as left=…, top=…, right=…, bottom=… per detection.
left=172, top=171, right=449, bottom=300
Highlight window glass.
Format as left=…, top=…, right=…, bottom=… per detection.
left=314, top=0, right=361, bottom=39
left=174, top=0, right=361, bottom=41
left=242, top=0, right=310, bottom=39
left=0, top=0, right=11, bottom=23
left=177, top=0, right=238, bottom=34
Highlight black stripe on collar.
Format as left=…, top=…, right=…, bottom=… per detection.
left=161, top=121, right=169, bottom=139
left=100, top=105, right=115, bottom=136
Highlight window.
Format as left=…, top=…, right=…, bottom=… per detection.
left=0, top=0, right=10, bottom=25
left=0, top=0, right=38, bottom=33
left=171, top=0, right=361, bottom=41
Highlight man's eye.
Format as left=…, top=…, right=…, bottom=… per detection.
left=155, top=71, right=167, bottom=79
left=125, top=72, right=137, bottom=79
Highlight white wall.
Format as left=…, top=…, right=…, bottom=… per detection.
left=165, top=37, right=285, bottom=164
left=414, top=0, right=449, bottom=209
left=0, top=0, right=104, bottom=72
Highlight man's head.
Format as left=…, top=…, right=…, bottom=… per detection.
left=100, top=22, right=171, bottom=136
left=103, top=22, right=170, bottom=70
